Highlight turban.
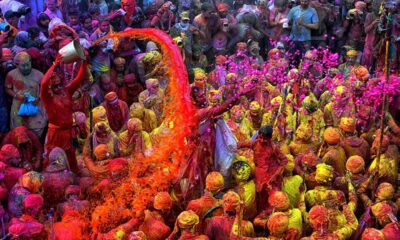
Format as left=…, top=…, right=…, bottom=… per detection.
left=295, top=124, right=312, bottom=141
left=127, top=118, right=143, bottom=133
left=353, top=66, right=369, bottom=81
left=130, top=103, right=145, bottom=119
left=108, top=158, right=129, bottom=175
left=346, top=50, right=358, bottom=57
left=0, top=144, right=20, bottom=161
left=13, top=51, right=31, bottom=65
left=323, top=127, right=340, bottom=145
left=362, top=228, right=385, bottom=240
left=270, top=96, right=282, bottom=106
left=217, top=3, right=229, bottom=12
left=249, top=101, right=261, bottom=112
left=154, top=192, right=172, bottom=210
left=105, top=92, right=118, bottom=104
left=382, top=223, right=400, bottom=240
left=315, top=163, right=334, bottom=183
left=205, top=172, right=224, bottom=192
left=346, top=155, right=365, bottom=174
left=94, top=144, right=110, bottom=161
left=309, top=205, right=329, bottom=228
left=65, top=185, right=81, bottom=199
left=222, top=191, right=240, bottom=212
left=177, top=210, right=199, bottom=229
left=339, top=118, right=355, bottom=133
left=371, top=202, right=393, bottom=219
left=73, top=112, right=87, bottom=125
left=113, top=57, right=126, bottom=65
left=1, top=48, right=13, bottom=62
left=19, top=171, right=44, bottom=193
left=376, top=182, right=394, bottom=200
left=267, top=212, right=289, bottom=235
left=268, top=191, right=290, bottom=211
left=215, top=55, right=227, bottom=65
left=23, top=194, right=44, bottom=210
left=93, top=106, right=107, bottom=124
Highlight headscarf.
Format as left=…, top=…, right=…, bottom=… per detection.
left=205, top=172, right=224, bottom=192
left=267, top=212, right=289, bottom=236
left=300, top=153, right=318, bottom=167
left=73, top=112, right=87, bottom=126
left=270, top=96, right=282, bottom=107
left=376, top=182, right=394, bottom=200
left=346, top=155, right=365, bottom=174
left=23, top=194, right=44, bottom=210
left=127, top=118, right=143, bottom=133
left=113, top=57, right=126, bottom=66
left=177, top=210, right=199, bottom=229
left=215, top=55, right=227, bottom=65
left=353, top=66, right=369, bottom=82
left=295, top=124, right=312, bottom=141
left=130, top=103, right=145, bottom=119
left=154, top=192, right=172, bottom=210
left=142, top=51, right=162, bottom=66
left=309, top=205, right=329, bottom=229
left=222, top=191, right=240, bottom=212
left=249, top=101, right=261, bottom=113
left=315, top=163, right=334, bottom=183
left=129, top=231, right=147, bottom=240
left=65, top=185, right=81, bottom=199
left=339, top=117, right=355, bottom=133
left=19, top=171, right=44, bottom=193
left=108, top=158, right=129, bottom=176
left=92, top=106, right=108, bottom=124
left=0, top=144, right=20, bottom=162
left=14, top=31, right=30, bottom=48
left=93, top=122, right=113, bottom=147
left=346, top=50, right=358, bottom=57
left=302, top=96, right=318, bottom=112
left=268, top=191, right=290, bottom=211
left=323, top=127, right=340, bottom=145
left=46, top=147, right=70, bottom=172
left=361, top=228, right=385, bottom=240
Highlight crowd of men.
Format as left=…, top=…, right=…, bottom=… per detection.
left=0, top=0, right=399, bottom=238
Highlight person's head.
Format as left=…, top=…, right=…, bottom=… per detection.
left=315, top=163, right=334, bottom=184
left=346, top=50, right=358, bottom=65
left=346, top=155, right=365, bottom=174
left=108, top=158, right=129, bottom=181
left=4, top=11, right=19, bottom=28
left=50, top=71, right=64, bottom=95
left=47, top=147, right=69, bottom=172
left=333, top=85, right=349, bottom=104
left=217, top=3, right=229, bottom=18
left=191, top=86, right=207, bottom=108
left=94, top=144, right=111, bottom=161
left=339, top=117, right=356, bottom=135
left=100, top=73, right=115, bottom=92
left=231, top=159, right=252, bottom=182
left=230, top=106, right=243, bottom=123
left=14, top=52, right=32, bottom=76
left=193, top=68, right=207, bottom=86
left=68, top=11, right=80, bottom=26
left=129, top=102, right=145, bottom=119
left=94, top=122, right=112, bottom=143
left=375, top=182, right=395, bottom=201
left=19, top=171, right=44, bottom=193
left=302, top=95, right=318, bottom=113
left=121, top=0, right=136, bottom=16
left=23, top=194, right=43, bottom=216
left=0, top=144, right=21, bottom=167
left=249, top=101, right=261, bottom=117
left=208, top=89, right=221, bottom=106
left=46, top=0, right=58, bottom=11
left=37, top=13, right=51, bottom=28
left=371, top=202, right=395, bottom=227
left=222, top=191, right=240, bottom=215
left=98, top=17, right=110, bottom=33
left=88, top=5, right=100, bottom=19
left=309, top=205, right=329, bottom=232
left=123, top=74, right=137, bottom=89
left=153, top=191, right=172, bottom=213
left=205, top=171, right=224, bottom=194
left=179, top=11, right=190, bottom=27
left=323, top=127, right=341, bottom=145
left=113, top=57, right=126, bottom=72
left=145, top=78, right=160, bottom=95
left=127, top=118, right=143, bottom=134
left=268, top=191, right=290, bottom=212
left=65, top=185, right=82, bottom=200
left=259, top=125, right=273, bottom=139
left=300, top=0, right=310, bottom=8
left=275, top=0, right=288, bottom=12
left=80, top=13, right=93, bottom=30
left=226, top=73, right=237, bottom=85
left=176, top=210, right=200, bottom=232
left=270, top=96, right=283, bottom=112
left=129, top=231, right=146, bottom=240
left=267, top=212, right=289, bottom=236
left=201, top=2, right=214, bottom=18
left=371, top=131, right=390, bottom=155
left=361, top=228, right=385, bottom=240
left=295, top=123, right=312, bottom=141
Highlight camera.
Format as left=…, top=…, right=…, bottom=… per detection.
left=0, top=0, right=31, bottom=16
left=346, top=9, right=363, bottom=20
left=2, top=60, right=15, bottom=72
left=0, top=22, right=10, bottom=31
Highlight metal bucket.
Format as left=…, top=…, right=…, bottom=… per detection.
left=58, top=39, right=86, bottom=63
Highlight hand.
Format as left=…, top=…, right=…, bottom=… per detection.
left=298, top=17, right=304, bottom=26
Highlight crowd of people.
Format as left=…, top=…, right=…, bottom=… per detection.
left=0, top=0, right=399, bottom=238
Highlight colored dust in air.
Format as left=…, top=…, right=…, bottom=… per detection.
left=90, top=29, right=196, bottom=234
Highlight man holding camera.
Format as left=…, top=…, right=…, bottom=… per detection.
left=287, top=0, right=319, bottom=65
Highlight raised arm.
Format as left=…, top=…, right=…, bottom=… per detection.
left=40, top=55, right=62, bottom=104
left=67, top=60, right=88, bottom=95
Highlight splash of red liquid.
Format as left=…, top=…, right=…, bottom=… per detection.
left=90, top=29, right=196, bottom=234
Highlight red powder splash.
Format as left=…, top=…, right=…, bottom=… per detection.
left=90, top=29, right=196, bottom=234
